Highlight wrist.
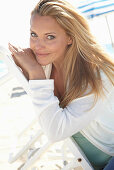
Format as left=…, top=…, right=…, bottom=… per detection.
left=29, top=73, right=46, bottom=80
left=28, top=68, right=46, bottom=80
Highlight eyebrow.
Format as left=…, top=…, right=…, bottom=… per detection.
left=30, top=29, right=56, bottom=35
left=45, top=32, right=56, bottom=35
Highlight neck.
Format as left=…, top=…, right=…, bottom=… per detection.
left=52, top=59, right=64, bottom=74
left=51, top=63, right=65, bottom=101
left=52, top=63, right=63, bottom=76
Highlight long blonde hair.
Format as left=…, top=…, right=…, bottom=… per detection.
left=31, top=0, right=114, bottom=108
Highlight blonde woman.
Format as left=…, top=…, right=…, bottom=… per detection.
left=9, top=0, right=114, bottom=169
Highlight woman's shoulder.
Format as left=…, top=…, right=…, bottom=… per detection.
left=68, top=70, right=113, bottom=109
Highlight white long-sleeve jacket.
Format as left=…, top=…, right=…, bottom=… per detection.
left=29, top=64, right=114, bottom=156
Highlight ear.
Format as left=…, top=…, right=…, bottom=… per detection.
left=67, top=36, right=72, bottom=45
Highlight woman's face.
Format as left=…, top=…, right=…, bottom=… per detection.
left=30, top=14, right=72, bottom=66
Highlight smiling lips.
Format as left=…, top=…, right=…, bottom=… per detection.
left=35, top=53, right=50, bottom=57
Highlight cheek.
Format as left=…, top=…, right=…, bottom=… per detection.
left=30, top=38, right=34, bottom=49
left=50, top=39, right=68, bottom=53
left=30, top=38, right=32, bottom=48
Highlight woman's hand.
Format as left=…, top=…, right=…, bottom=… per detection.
left=8, top=43, right=46, bottom=80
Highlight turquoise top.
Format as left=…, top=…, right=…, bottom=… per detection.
left=72, top=132, right=111, bottom=170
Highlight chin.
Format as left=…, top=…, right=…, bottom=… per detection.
left=38, top=60, right=51, bottom=66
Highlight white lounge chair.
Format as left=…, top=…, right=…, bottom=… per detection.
left=0, top=47, right=13, bottom=85
left=8, top=123, right=93, bottom=170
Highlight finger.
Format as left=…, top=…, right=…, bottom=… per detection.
left=8, top=43, right=17, bottom=54
left=18, top=47, right=24, bottom=52
left=9, top=43, right=24, bottom=55
left=8, top=43, right=18, bottom=51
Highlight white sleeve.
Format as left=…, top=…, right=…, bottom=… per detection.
left=29, top=79, right=106, bottom=142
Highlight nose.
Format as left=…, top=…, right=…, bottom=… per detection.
left=34, top=38, right=45, bottom=50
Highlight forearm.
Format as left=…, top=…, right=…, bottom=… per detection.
left=29, top=67, right=46, bottom=80
left=29, top=79, right=100, bottom=142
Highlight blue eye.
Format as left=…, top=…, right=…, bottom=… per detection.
left=47, top=35, right=55, bottom=40
left=30, top=32, right=37, bottom=37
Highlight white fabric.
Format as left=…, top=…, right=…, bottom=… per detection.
left=29, top=64, right=114, bottom=156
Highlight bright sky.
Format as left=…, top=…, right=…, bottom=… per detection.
left=0, top=0, right=113, bottom=49
left=0, top=0, right=38, bottom=48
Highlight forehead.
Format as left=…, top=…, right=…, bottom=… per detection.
left=30, top=14, right=66, bottom=34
